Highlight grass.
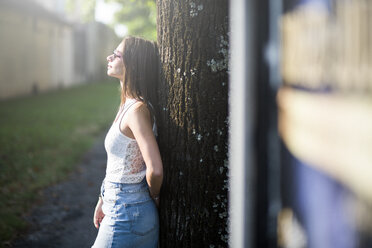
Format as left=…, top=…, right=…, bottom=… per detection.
left=0, top=80, right=120, bottom=244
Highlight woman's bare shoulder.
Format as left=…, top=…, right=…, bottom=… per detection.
left=128, top=101, right=151, bottom=119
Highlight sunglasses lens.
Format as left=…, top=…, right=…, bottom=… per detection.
left=110, top=51, right=121, bottom=60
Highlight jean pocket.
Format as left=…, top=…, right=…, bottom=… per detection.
left=127, top=200, right=158, bottom=236
left=102, top=187, right=118, bottom=210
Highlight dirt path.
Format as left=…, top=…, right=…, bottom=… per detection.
left=12, top=134, right=107, bottom=248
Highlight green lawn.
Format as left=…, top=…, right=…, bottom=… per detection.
left=0, top=80, right=120, bottom=244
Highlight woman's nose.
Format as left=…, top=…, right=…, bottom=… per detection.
left=107, top=54, right=113, bottom=61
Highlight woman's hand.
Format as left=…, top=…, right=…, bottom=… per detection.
left=149, top=190, right=160, bottom=208
left=152, top=195, right=160, bottom=208
left=93, top=197, right=105, bottom=229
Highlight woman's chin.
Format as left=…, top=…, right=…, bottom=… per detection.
left=107, top=72, right=121, bottom=80
left=107, top=71, right=115, bottom=77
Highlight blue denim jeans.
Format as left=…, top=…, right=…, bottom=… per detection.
left=92, top=178, right=159, bottom=248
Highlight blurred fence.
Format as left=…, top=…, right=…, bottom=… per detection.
left=0, top=0, right=119, bottom=100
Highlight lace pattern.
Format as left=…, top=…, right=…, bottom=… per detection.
left=104, top=99, right=156, bottom=184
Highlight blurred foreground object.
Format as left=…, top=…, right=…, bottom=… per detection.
left=279, top=0, right=372, bottom=247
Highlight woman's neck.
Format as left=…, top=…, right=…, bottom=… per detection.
left=120, top=81, right=133, bottom=100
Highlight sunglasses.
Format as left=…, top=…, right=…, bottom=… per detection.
left=111, top=50, right=122, bottom=60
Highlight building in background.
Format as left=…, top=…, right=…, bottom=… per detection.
left=0, top=0, right=118, bottom=100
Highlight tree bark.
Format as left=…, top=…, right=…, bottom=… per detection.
left=156, top=0, right=229, bottom=247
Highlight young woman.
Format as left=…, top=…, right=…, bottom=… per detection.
left=92, top=36, right=163, bottom=248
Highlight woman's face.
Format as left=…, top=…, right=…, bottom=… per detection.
left=107, top=42, right=124, bottom=79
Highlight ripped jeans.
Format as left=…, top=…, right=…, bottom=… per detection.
left=92, top=178, right=159, bottom=248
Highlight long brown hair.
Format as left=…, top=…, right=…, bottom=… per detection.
left=119, top=36, right=159, bottom=111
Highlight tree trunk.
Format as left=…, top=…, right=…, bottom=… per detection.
left=156, top=0, right=229, bottom=247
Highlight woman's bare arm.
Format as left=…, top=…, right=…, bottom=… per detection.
left=126, top=103, right=163, bottom=202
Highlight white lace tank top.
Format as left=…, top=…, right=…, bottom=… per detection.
left=104, top=99, right=157, bottom=183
